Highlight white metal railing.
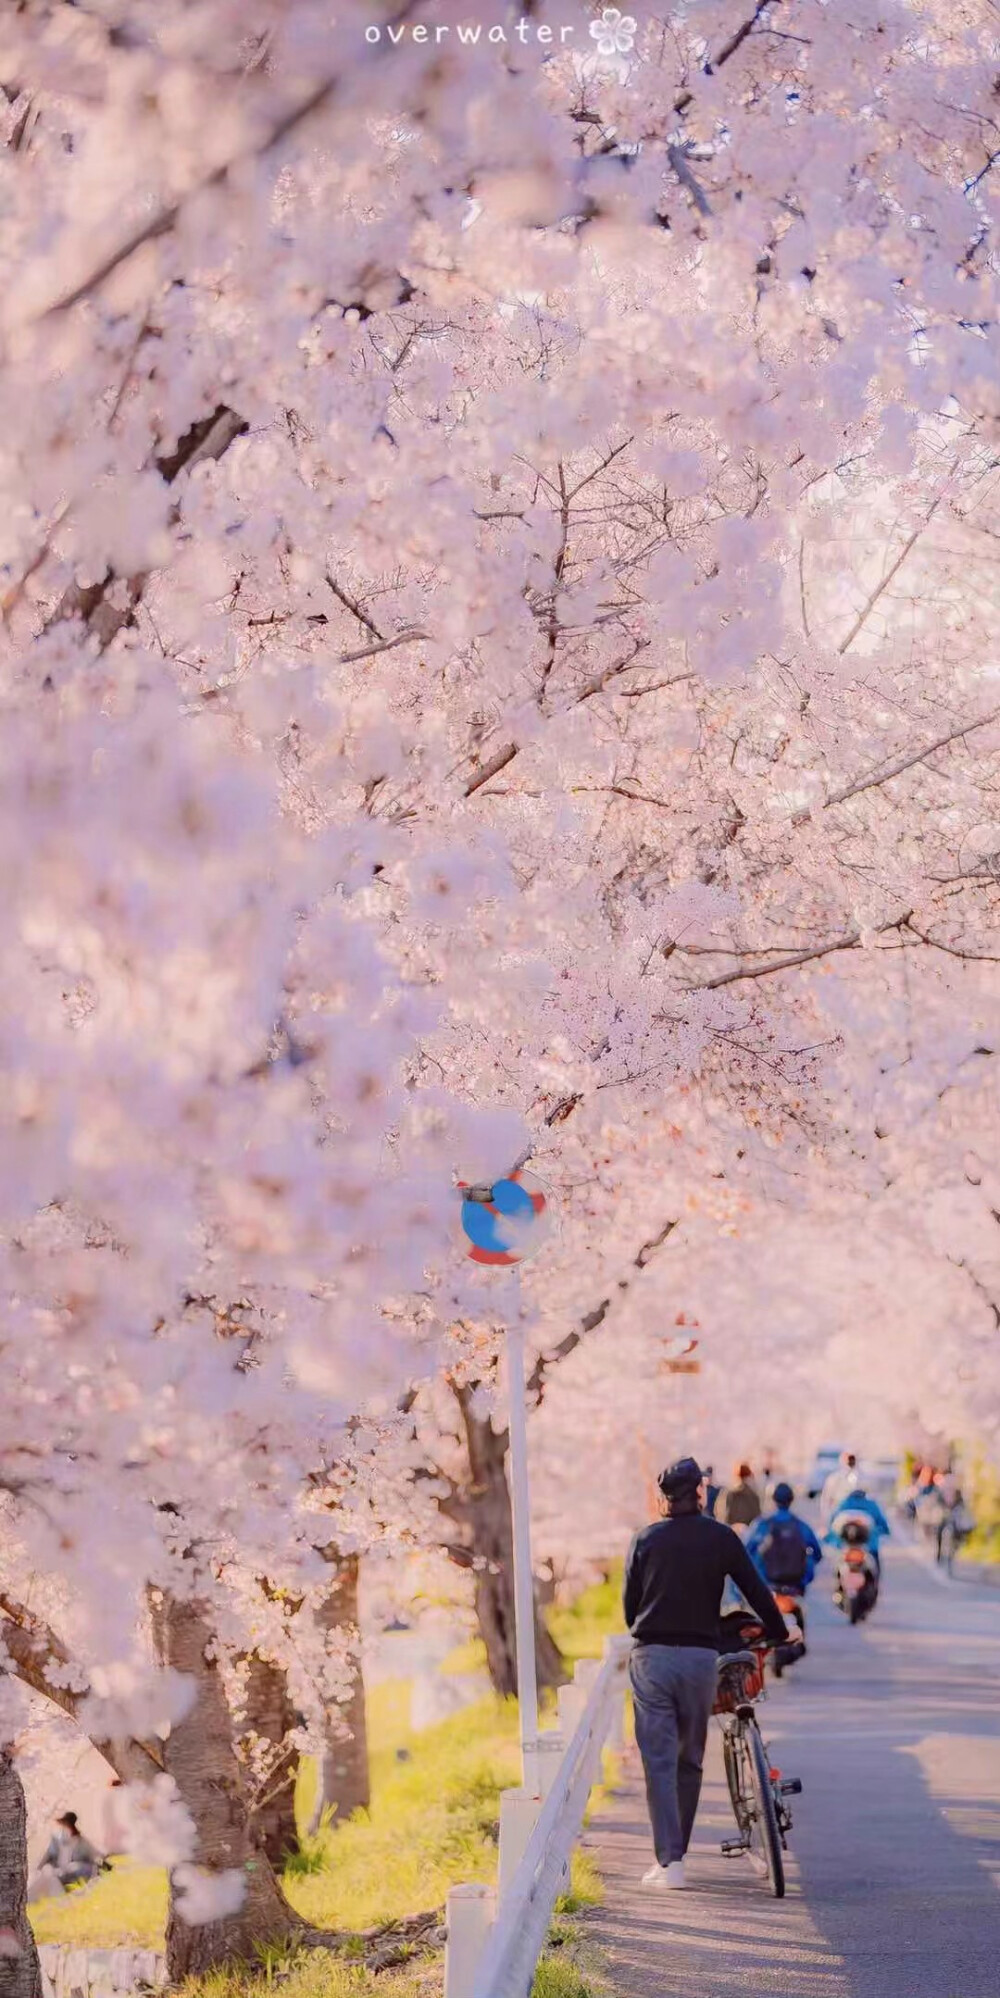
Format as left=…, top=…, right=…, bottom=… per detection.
left=444, top=1634, right=631, bottom=1998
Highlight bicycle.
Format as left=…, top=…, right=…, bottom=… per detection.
left=713, top=1625, right=801, bottom=1898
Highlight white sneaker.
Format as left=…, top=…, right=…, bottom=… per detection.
left=641, top=1859, right=686, bottom=1890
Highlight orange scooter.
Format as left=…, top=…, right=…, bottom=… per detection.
left=770, top=1586, right=807, bottom=1677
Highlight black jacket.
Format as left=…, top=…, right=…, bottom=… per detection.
left=624, top=1510, right=789, bottom=1651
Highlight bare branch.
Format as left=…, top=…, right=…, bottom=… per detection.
left=690, top=931, right=862, bottom=990
left=901, top=919, right=1000, bottom=966
left=674, top=0, right=781, bottom=113
left=526, top=1218, right=678, bottom=1401
left=667, top=144, right=713, bottom=217
left=805, top=705, right=1000, bottom=818
left=798, top=536, right=810, bottom=640
left=45, top=80, right=336, bottom=318
left=337, top=628, right=429, bottom=666
left=836, top=483, right=951, bottom=656
left=465, top=742, right=519, bottom=797
left=324, top=573, right=383, bottom=642
left=570, top=639, right=655, bottom=707
left=949, top=1259, right=1000, bottom=1331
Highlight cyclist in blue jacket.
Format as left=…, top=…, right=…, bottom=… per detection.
left=745, top=1484, right=823, bottom=1593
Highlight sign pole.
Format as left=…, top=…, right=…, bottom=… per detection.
left=458, top=1171, right=550, bottom=1798
left=504, top=1311, right=539, bottom=1791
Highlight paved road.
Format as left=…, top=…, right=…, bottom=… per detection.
left=582, top=1545, right=1000, bottom=1997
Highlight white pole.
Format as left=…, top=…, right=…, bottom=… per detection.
left=505, top=1313, right=539, bottom=1789
left=444, top=1882, right=496, bottom=1998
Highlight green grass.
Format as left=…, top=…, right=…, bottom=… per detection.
left=32, top=1863, right=167, bottom=1948
left=288, top=1690, right=522, bottom=1933
left=175, top=1962, right=441, bottom=1998
left=960, top=1454, right=1000, bottom=1563
left=32, top=1683, right=523, bottom=1947
left=32, top=1579, right=621, bottom=1997
left=532, top=1950, right=607, bottom=1998
left=440, top=1573, right=624, bottom=1684
left=549, top=1573, right=623, bottom=1666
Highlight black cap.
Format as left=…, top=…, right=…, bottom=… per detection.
left=658, top=1456, right=703, bottom=1498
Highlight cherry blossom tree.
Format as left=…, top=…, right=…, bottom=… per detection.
left=2, top=0, right=1000, bottom=1974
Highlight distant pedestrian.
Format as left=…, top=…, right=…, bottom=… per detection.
left=723, top=1464, right=762, bottom=1531
left=820, top=1451, right=860, bottom=1527
left=702, top=1467, right=721, bottom=1518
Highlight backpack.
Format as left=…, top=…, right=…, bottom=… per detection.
left=758, top=1515, right=808, bottom=1586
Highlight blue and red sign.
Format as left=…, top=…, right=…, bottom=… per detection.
left=458, top=1168, right=550, bottom=1266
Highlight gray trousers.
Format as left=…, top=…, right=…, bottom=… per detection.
left=630, top=1645, right=718, bottom=1864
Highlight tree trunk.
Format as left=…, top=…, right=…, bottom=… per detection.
left=0, top=1750, right=42, bottom=1998
left=151, top=1595, right=301, bottom=1981
left=307, top=1554, right=370, bottom=1835
left=452, top=1386, right=565, bottom=1698
left=243, top=1654, right=300, bottom=1870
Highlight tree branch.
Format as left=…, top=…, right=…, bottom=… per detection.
left=690, top=931, right=862, bottom=990
left=836, top=486, right=949, bottom=656
left=464, top=742, right=519, bottom=796
left=0, top=1592, right=163, bottom=1781
left=337, top=628, right=429, bottom=666
left=800, top=705, right=1000, bottom=820
left=526, top=1218, right=679, bottom=1402
left=674, top=0, right=781, bottom=114
left=666, top=144, right=713, bottom=218
left=949, top=1259, right=1000, bottom=1332
left=324, top=573, right=383, bottom=642
left=45, top=74, right=355, bottom=319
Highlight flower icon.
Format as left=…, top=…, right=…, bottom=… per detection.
left=590, top=8, right=638, bottom=58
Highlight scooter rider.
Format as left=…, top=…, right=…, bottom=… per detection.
left=824, top=1487, right=891, bottom=1569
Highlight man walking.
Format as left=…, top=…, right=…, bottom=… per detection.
left=624, top=1457, right=789, bottom=1890
left=723, top=1462, right=762, bottom=1530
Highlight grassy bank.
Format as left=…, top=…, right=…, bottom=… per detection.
left=32, top=1580, right=620, bottom=1997
left=963, top=1457, right=1000, bottom=1563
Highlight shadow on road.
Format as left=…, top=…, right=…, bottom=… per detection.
left=583, top=1548, right=1000, bottom=1998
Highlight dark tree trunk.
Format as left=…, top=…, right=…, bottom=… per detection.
left=307, top=1553, right=370, bottom=1835
left=0, top=1749, right=42, bottom=1998
left=243, top=1653, right=300, bottom=1870
left=451, top=1384, right=564, bottom=1698
left=151, top=1595, right=301, bottom=1981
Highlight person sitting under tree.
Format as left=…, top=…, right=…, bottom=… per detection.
left=37, top=1812, right=104, bottom=1889
left=623, top=1457, right=788, bottom=1891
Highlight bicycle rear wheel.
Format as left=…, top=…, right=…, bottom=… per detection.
left=722, top=1724, right=745, bottom=1824
left=747, top=1722, right=785, bottom=1897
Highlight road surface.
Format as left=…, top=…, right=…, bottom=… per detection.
left=582, top=1544, right=1000, bottom=1997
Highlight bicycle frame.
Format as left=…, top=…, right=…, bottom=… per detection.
left=715, top=1646, right=801, bottom=1897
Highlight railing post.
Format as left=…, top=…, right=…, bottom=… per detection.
left=535, top=1731, right=565, bottom=1799
left=445, top=1882, right=496, bottom=1998
left=498, top=1786, right=541, bottom=1900
left=557, top=1680, right=586, bottom=1737
left=604, top=1632, right=630, bottom=1750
